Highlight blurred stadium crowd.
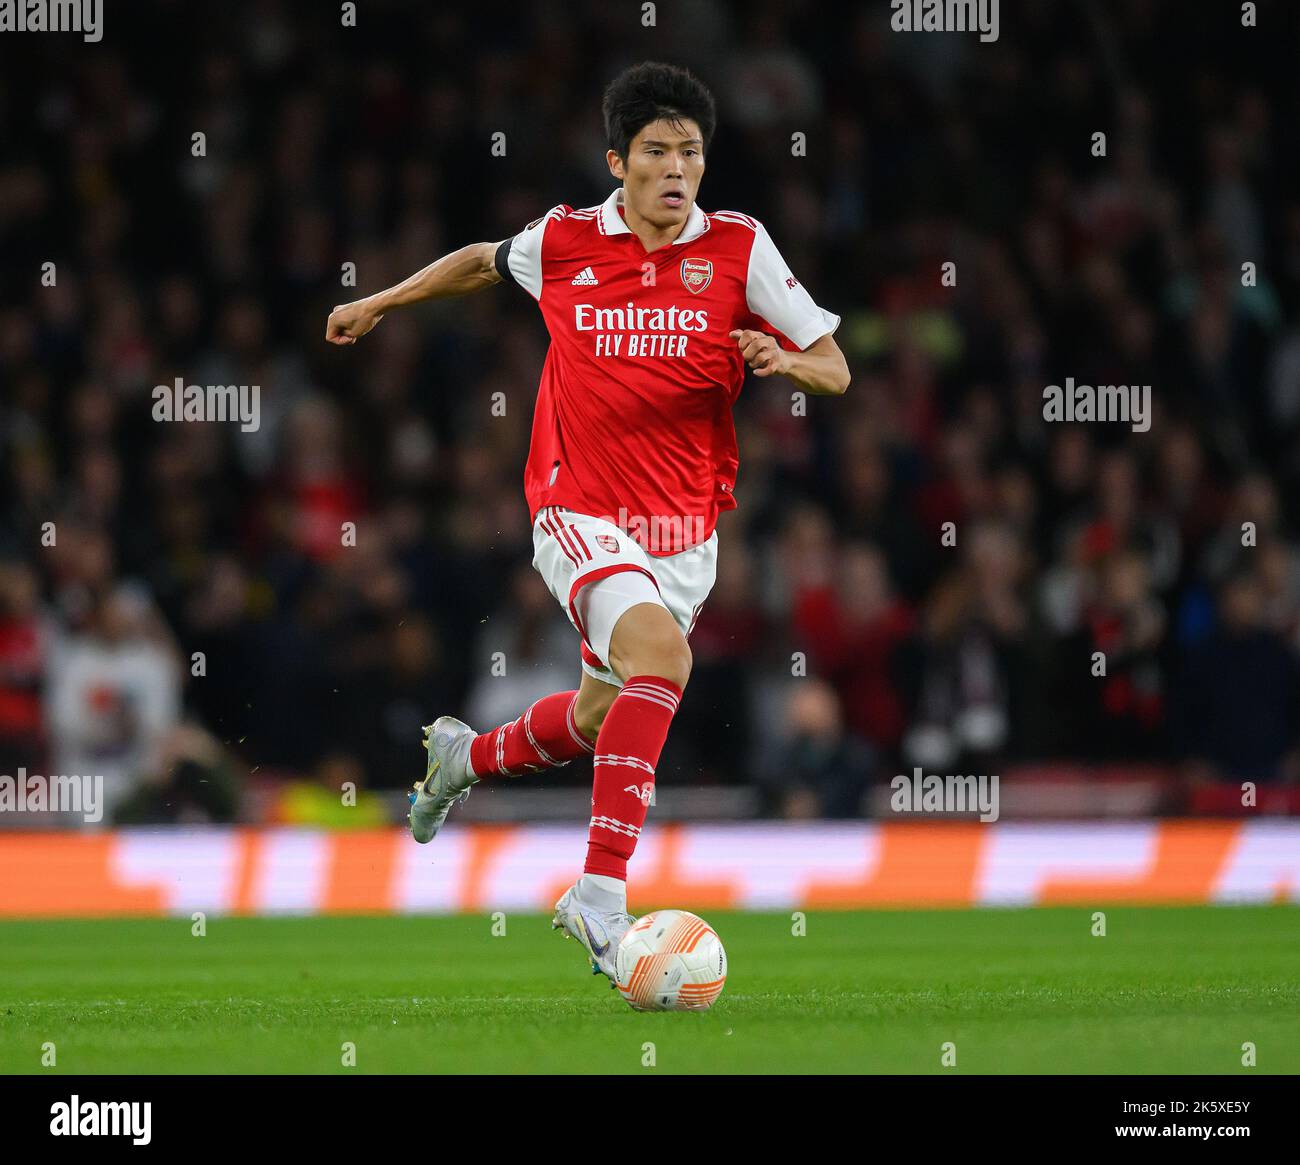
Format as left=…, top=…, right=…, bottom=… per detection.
left=2, top=0, right=1300, bottom=824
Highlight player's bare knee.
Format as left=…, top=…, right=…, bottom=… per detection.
left=634, top=636, right=692, bottom=691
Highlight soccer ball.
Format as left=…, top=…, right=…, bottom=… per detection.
left=614, top=909, right=727, bottom=1011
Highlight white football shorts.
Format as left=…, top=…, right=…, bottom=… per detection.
left=530, top=505, right=718, bottom=689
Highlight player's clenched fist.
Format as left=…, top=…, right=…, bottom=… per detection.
left=729, top=328, right=790, bottom=377
left=325, top=299, right=384, bottom=345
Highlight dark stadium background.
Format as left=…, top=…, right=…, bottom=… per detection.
left=3, top=0, right=1300, bottom=827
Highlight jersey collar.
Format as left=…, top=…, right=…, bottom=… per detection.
left=599, top=187, right=709, bottom=245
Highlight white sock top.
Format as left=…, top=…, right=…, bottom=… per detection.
left=578, top=873, right=627, bottom=908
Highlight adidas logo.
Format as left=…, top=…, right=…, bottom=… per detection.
left=570, top=266, right=599, bottom=286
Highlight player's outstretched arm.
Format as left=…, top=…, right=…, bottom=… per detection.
left=325, top=241, right=504, bottom=344
left=729, top=329, right=850, bottom=395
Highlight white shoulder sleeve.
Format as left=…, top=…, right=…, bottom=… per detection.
left=745, top=222, right=841, bottom=350
left=506, top=206, right=567, bottom=301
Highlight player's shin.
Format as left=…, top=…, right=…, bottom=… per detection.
left=467, top=690, right=594, bottom=778
left=584, top=675, right=683, bottom=880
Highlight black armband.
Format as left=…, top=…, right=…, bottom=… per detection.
left=494, top=238, right=514, bottom=283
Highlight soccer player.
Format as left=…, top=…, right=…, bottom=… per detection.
left=326, top=62, right=848, bottom=982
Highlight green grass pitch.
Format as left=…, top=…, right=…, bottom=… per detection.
left=1, top=907, right=1297, bottom=1074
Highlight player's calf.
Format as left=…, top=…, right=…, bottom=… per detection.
left=584, top=673, right=684, bottom=883
left=467, top=689, right=593, bottom=778
left=581, top=605, right=692, bottom=885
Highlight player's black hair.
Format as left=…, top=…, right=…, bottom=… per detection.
left=602, top=61, right=717, bottom=161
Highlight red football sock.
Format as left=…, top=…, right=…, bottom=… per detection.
left=469, top=690, right=594, bottom=778
left=585, top=675, right=683, bottom=880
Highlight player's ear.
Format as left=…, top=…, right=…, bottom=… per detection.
left=606, top=149, right=625, bottom=180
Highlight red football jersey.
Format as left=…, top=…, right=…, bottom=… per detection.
left=500, top=187, right=840, bottom=556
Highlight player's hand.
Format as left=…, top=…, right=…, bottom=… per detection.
left=326, top=300, right=384, bottom=345
left=729, top=329, right=790, bottom=377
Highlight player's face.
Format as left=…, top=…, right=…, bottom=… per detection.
left=609, top=118, right=705, bottom=230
